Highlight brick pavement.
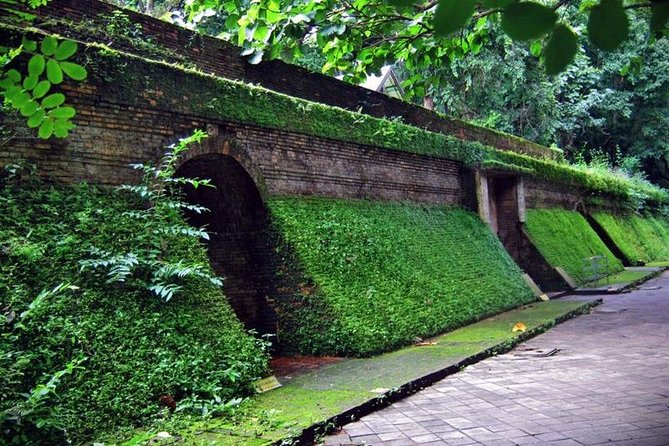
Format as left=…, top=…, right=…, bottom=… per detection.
left=321, top=272, right=669, bottom=445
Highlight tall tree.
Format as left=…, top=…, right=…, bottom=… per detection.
left=184, top=0, right=669, bottom=85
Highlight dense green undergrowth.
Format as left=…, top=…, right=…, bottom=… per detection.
left=269, top=198, right=535, bottom=356
left=0, top=181, right=267, bottom=444
left=592, top=212, right=669, bottom=265
left=525, top=209, right=623, bottom=284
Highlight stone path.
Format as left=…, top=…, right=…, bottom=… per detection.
left=321, top=273, right=669, bottom=445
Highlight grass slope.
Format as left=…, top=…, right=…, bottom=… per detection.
left=0, top=183, right=267, bottom=443
left=269, top=198, right=535, bottom=357
left=592, top=212, right=669, bottom=265
left=525, top=209, right=623, bottom=284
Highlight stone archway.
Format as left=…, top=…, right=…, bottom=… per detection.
left=175, top=146, right=277, bottom=336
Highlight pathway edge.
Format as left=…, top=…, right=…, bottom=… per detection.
left=274, top=298, right=603, bottom=446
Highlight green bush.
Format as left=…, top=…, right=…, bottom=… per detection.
left=592, top=212, right=669, bottom=264
left=269, top=198, right=535, bottom=356
left=525, top=209, right=624, bottom=284
left=0, top=182, right=268, bottom=444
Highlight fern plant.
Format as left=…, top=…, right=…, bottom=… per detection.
left=79, top=130, right=222, bottom=301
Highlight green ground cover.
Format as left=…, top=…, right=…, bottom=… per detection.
left=0, top=181, right=267, bottom=444
left=581, top=268, right=652, bottom=288
left=592, top=212, right=669, bottom=265
left=105, top=299, right=597, bottom=446
left=525, top=209, right=624, bottom=284
left=268, top=198, right=535, bottom=357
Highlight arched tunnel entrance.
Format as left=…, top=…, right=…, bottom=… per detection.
left=176, top=153, right=278, bottom=337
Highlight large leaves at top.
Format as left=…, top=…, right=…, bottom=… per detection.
left=588, top=0, right=629, bottom=51
left=651, top=0, right=669, bottom=35
left=544, top=24, right=578, bottom=75
left=501, top=2, right=558, bottom=41
left=434, top=0, right=477, bottom=36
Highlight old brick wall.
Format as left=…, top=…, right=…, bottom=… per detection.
left=5, top=0, right=559, bottom=161
left=0, top=46, right=464, bottom=206
left=0, top=26, right=466, bottom=332
left=524, top=178, right=586, bottom=210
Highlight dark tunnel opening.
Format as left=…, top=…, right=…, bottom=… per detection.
left=176, top=154, right=278, bottom=337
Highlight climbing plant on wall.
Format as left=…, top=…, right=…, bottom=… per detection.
left=0, top=1, right=87, bottom=139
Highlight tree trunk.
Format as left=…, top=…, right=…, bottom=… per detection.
left=423, top=95, right=435, bottom=111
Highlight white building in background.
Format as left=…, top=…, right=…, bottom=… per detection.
left=360, top=66, right=404, bottom=99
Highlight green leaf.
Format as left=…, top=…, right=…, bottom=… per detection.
left=588, top=0, right=629, bottom=51
left=501, top=2, right=558, bottom=41
left=28, top=54, right=45, bottom=77
left=20, top=99, right=39, bottom=117
left=224, top=14, right=239, bottom=30
left=434, top=0, right=477, bottom=36
left=27, top=109, right=46, bottom=128
left=42, top=93, right=65, bottom=109
left=23, top=74, right=38, bottom=90
left=60, top=61, right=87, bottom=81
left=54, top=40, right=78, bottom=61
left=40, top=35, right=58, bottom=56
left=49, top=106, right=76, bottom=119
left=387, top=0, right=415, bottom=6
left=254, top=24, right=270, bottom=42
left=3, top=85, right=22, bottom=101
left=530, top=39, right=542, bottom=57
left=14, top=91, right=30, bottom=108
left=651, top=0, right=669, bottom=35
left=0, top=78, right=14, bottom=89
left=544, top=24, right=578, bottom=75
left=53, top=119, right=72, bottom=138
left=38, top=118, right=54, bottom=139
left=21, top=37, right=37, bottom=52
left=483, top=0, right=517, bottom=7
left=7, top=69, right=20, bottom=83
left=32, top=80, right=51, bottom=99
left=46, top=59, right=63, bottom=84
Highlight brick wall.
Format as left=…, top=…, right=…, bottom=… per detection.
left=4, top=0, right=559, bottom=161
left=524, top=178, right=586, bottom=210
left=0, top=30, right=467, bottom=327
left=0, top=39, right=464, bottom=205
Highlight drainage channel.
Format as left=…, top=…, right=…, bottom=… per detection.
left=509, top=347, right=561, bottom=358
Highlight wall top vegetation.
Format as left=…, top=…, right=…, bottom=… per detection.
left=5, top=0, right=562, bottom=161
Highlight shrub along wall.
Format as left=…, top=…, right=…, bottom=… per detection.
left=591, top=212, right=669, bottom=265
left=269, top=198, right=535, bottom=357
left=0, top=182, right=267, bottom=443
left=525, top=209, right=624, bottom=285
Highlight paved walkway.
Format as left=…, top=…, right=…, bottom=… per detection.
left=322, top=272, right=669, bottom=446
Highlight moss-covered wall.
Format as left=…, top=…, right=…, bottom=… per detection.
left=590, top=212, right=669, bottom=265
left=16, top=0, right=561, bottom=161
left=524, top=209, right=624, bottom=285
left=269, top=197, right=535, bottom=356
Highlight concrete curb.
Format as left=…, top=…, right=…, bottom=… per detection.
left=274, top=299, right=603, bottom=446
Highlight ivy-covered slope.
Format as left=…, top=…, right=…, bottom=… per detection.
left=525, top=209, right=624, bottom=284
left=591, top=212, right=669, bottom=265
left=0, top=182, right=267, bottom=443
left=269, top=198, right=535, bottom=357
